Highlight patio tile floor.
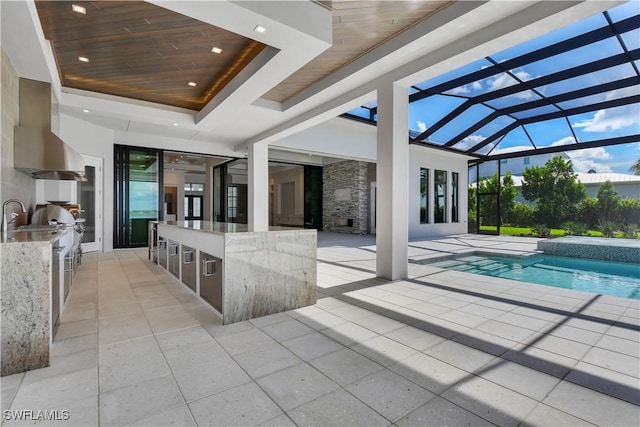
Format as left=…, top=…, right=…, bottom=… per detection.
left=1, top=233, right=638, bottom=426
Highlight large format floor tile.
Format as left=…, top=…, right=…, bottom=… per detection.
left=4, top=235, right=638, bottom=426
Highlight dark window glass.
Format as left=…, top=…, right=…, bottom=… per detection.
left=452, top=172, right=459, bottom=223
left=435, top=170, right=447, bottom=223
left=420, top=168, right=429, bottom=223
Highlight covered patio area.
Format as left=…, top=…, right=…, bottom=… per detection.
left=2, top=233, right=637, bottom=426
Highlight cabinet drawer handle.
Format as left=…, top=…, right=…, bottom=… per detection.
left=202, top=259, right=217, bottom=277
left=183, top=250, right=194, bottom=264
left=169, top=243, right=178, bottom=256
left=64, top=256, right=74, bottom=272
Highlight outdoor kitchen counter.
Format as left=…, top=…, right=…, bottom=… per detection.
left=157, top=221, right=317, bottom=324
left=0, top=227, right=73, bottom=376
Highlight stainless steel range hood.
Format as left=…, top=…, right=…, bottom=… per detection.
left=14, top=79, right=85, bottom=181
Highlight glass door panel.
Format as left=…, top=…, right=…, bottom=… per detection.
left=185, top=195, right=203, bottom=220
left=114, top=145, right=163, bottom=248
left=79, top=156, right=102, bottom=252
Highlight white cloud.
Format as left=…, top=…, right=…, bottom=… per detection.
left=416, top=121, right=427, bottom=133
left=446, top=85, right=470, bottom=95
left=568, top=147, right=611, bottom=161
left=456, top=134, right=485, bottom=150
left=570, top=158, right=612, bottom=173
left=472, top=81, right=483, bottom=91
left=487, top=70, right=536, bottom=100
left=488, top=73, right=517, bottom=91
left=572, top=104, right=640, bottom=132
left=492, top=145, right=531, bottom=154
left=566, top=146, right=612, bottom=173
left=550, top=136, right=577, bottom=147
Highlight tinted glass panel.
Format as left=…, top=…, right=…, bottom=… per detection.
left=451, top=172, right=459, bottom=223
left=434, top=170, right=447, bottom=223
left=420, top=168, right=429, bottom=224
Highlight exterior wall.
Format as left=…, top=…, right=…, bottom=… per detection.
left=59, top=114, right=115, bottom=250
left=323, top=160, right=369, bottom=234
left=1, top=50, right=35, bottom=222
left=271, top=166, right=304, bottom=227
left=409, top=146, right=469, bottom=238
left=584, top=182, right=639, bottom=200
left=273, top=117, right=376, bottom=162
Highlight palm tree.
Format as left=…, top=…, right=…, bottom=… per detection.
left=631, top=157, right=640, bottom=175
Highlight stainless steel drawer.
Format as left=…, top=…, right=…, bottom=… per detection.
left=199, top=251, right=222, bottom=313
left=168, top=240, right=179, bottom=278
left=182, top=245, right=196, bottom=292
left=158, top=237, right=167, bottom=269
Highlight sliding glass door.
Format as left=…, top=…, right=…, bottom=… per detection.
left=114, top=145, right=163, bottom=248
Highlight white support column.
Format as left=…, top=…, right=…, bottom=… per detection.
left=247, top=142, right=269, bottom=228
left=376, top=83, right=409, bottom=280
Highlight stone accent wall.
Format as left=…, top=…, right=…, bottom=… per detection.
left=1, top=50, right=35, bottom=221
left=323, top=160, right=369, bottom=234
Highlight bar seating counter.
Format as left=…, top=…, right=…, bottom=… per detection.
left=156, top=221, right=317, bottom=324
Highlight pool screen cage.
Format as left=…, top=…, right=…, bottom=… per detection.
left=342, top=3, right=639, bottom=235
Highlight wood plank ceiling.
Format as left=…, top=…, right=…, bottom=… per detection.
left=35, top=1, right=453, bottom=111
left=263, top=0, right=453, bottom=102
left=35, top=1, right=266, bottom=110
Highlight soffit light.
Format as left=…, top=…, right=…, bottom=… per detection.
left=78, top=56, right=89, bottom=63
left=71, top=4, right=86, bottom=14
left=188, top=81, right=197, bottom=87
left=172, top=123, right=179, bottom=126
left=253, top=25, right=267, bottom=34
left=211, top=47, right=223, bottom=54
left=82, top=109, right=90, bottom=113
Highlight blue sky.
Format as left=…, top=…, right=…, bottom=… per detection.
left=407, top=1, right=640, bottom=174
left=353, top=1, right=640, bottom=174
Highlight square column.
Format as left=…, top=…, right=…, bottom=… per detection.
left=248, top=142, right=269, bottom=228
left=376, top=83, right=409, bottom=280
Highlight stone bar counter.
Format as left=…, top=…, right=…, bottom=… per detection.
left=1, top=228, right=73, bottom=376
left=156, top=221, right=317, bottom=324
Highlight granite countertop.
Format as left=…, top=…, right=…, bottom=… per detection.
left=1, top=226, right=73, bottom=244
left=160, top=221, right=304, bottom=234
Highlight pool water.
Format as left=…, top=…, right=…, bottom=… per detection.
left=425, top=255, right=640, bottom=300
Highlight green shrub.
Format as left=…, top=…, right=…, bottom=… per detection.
left=561, top=221, right=587, bottom=236
left=532, top=224, right=550, bottom=238
left=596, top=181, right=621, bottom=222
left=509, top=202, right=535, bottom=227
left=622, top=223, right=639, bottom=239
left=579, top=197, right=599, bottom=229
left=468, top=211, right=478, bottom=233
left=597, top=219, right=618, bottom=238
left=618, top=198, right=640, bottom=226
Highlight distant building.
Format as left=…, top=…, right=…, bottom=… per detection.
left=468, top=152, right=571, bottom=182
left=510, top=172, right=640, bottom=203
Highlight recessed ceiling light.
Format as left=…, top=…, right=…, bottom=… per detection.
left=187, top=81, right=197, bottom=87
left=253, top=25, right=267, bottom=34
left=78, top=56, right=89, bottom=63
left=211, top=46, right=223, bottom=54
left=82, top=109, right=90, bottom=113
left=172, top=123, right=179, bottom=126
left=71, top=4, right=86, bottom=14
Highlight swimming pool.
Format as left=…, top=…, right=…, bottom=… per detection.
left=417, top=254, right=640, bottom=300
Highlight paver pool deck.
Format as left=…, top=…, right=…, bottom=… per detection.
left=1, top=233, right=638, bottom=426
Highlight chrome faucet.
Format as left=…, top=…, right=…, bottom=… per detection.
left=2, top=199, right=27, bottom=233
